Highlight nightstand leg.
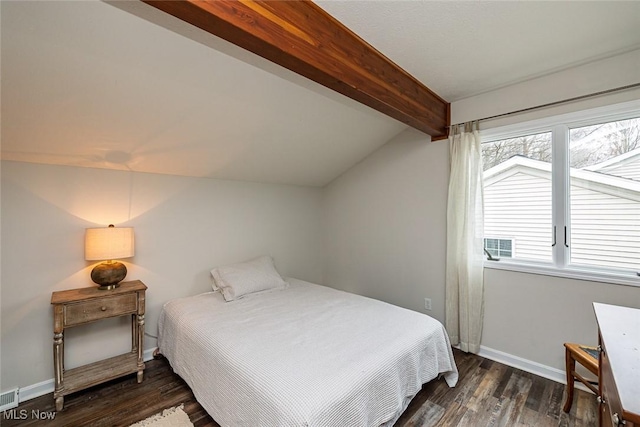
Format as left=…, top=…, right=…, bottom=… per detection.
left=131, top=313, right=138, bottom=351
left=53, top=330, right=64, bottom=411
left=136, top=313, right=145, bottom=383
left=55, top=396, right=64, bottom=412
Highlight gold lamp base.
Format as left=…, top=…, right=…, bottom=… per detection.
left=91, top=260, right=127, bottom=290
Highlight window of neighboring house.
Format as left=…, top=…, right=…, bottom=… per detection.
left=480, top=100, right=640, bottom=285
left=484, top=238, right=514, bottom=258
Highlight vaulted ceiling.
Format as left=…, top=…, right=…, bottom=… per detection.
left=2, top=1, right=640, bottom=187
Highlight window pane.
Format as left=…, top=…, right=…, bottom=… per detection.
left=483, top=132, right=552, bottom=262
left=569, top=118, right=640, bottom=271
left=498, top=239, right=513, bottom=258
left=484, top=238, right=498, bottom=257
left=485, top=238, right=498, bottom=250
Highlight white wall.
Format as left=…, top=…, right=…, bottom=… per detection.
left=483, top=269, right=640, bottom=370
left=453, top=49, right=640, bottom=129
left=0, top=161, right=323, bottom=390
left=322, top=129, right=449, bottom=322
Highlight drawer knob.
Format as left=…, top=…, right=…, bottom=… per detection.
left=101, top=306, right=107, bottom=311
left=612, top=413, right=620, bottom=426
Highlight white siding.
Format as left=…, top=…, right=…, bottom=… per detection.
left=485, top=171, right=640, bottom=271
left=484, top=172, right=552, bottom=261
left=570, top=185, right=640, bottom=270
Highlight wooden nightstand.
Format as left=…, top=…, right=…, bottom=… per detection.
left=50, top=280, right=147, bottom=411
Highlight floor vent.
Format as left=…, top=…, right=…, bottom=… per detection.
left=0, top=388, right=19, bottom=411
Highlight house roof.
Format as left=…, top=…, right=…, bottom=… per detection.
left=2, top=1, right=640, bottom=186
left=485, top=155, right=640, bottom=202
left=584, top=147, right=640, bottom=181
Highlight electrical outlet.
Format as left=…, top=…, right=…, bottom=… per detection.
left=424, top=298, right=432, bottom=311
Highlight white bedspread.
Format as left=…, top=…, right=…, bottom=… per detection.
left=158, top=278, right=458, bottom=427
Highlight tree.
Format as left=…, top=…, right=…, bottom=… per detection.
left=482, top=118, right=640, bottom=172
left=605, top=118, right=640, bottom=156
left=569, top=118, right=640, bottom=168
left=482, top=133, right=551, bottom=171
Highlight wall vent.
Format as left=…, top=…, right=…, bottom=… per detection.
left=0, top=388, right=19, bottom=411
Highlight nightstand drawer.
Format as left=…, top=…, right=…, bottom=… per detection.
left=64, top=294, right=137, bottom=326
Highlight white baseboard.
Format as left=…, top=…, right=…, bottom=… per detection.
left=143, top=347, right=157, bottom=362
left=18, top=379, right=53, bottom=404
left=477, top=345, right=594, bottom=394
left=16, top=347, right=158, bottom=403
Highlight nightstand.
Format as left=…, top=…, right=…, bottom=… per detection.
left=50, top=280, right=147, bottom=411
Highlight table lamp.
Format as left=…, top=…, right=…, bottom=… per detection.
left=85, top=224, right=135, bottom=290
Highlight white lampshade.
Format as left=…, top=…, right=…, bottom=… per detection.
left=85, top=225, right=135, bottom=261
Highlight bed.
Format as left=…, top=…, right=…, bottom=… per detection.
left=158, top=265, right=458, bottom=427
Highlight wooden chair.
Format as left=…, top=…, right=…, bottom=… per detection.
left=563, top=343, right=599, bottom=413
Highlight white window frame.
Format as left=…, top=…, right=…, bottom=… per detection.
left=480, top=99, right=640, bottom=288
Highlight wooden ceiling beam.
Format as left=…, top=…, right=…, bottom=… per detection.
left=142, top=0, right=450, bottom=139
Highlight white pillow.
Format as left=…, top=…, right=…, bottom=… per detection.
left=211, top=256, right=288, bottom=301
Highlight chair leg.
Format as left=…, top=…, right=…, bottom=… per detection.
left=563, top=348, right=575, bottom=413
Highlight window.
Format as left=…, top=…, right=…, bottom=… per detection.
left=568, top=119, right=640, bottom=271
left=480, top=100, right=640, bottom=285
left=484, top=238, right=513, bottom=258
left=483, top=132, right=552, bottom=263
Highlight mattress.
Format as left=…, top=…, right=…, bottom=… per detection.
left=158, top=278, right=458, bottom=427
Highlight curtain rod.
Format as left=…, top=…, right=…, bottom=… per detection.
left=449, top=82, right=640, bottom=128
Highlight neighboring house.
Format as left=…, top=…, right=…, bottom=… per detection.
left=584, top=146, right=640, bottom=181
left=483, top=153, right=640, bottom=271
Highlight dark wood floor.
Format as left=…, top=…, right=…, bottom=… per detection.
left=1, top=349, right=597, bottom=426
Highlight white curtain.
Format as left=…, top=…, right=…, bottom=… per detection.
left=445, top=121, right=485, bottom=354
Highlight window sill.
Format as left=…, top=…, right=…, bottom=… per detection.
left=483, top=260, right=640, bottom=288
